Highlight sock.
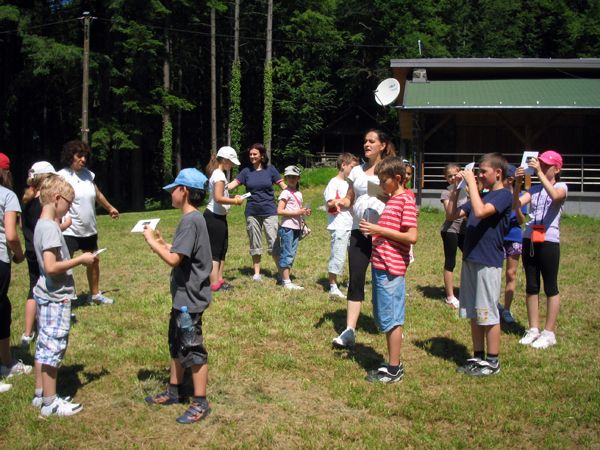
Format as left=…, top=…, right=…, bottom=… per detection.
left=474, top=351, right=485, bottom=360
left=486, top=353, right=499, bottom=365
left=192, top=395, right=209, bottom=408
left=167, top=383, right=181, bottom=399
left=542, top=329, right=555, bottom=337
left=43, top=394, right=57, bottom=407
left=34, top=388, right=43, bottom=398
left=330, top=283, right=338, bottom=290
left=283, top=279, right=292, bottom=285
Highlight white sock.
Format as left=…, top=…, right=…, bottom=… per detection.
left=283, top=279, right=292, bottom=285
left=330, top=283, right=338, bottom=290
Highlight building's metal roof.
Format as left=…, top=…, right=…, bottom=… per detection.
left=400, top=79, right=600, bottom=109
left=390, top=58, right=600, bottom=69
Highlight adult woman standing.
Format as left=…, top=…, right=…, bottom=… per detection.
left=332, top=130, right=396, bottom=348
left=228, top=143, right=285, bottom=282
left=204, top=146, right=244, bottom=291
left=58, top=140, right=119, bottom=304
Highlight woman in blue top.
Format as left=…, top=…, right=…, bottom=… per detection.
left=228, top=143, right=286, bottom=282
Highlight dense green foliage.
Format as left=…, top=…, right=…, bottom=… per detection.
left=1, top=0, right=599, bottom=209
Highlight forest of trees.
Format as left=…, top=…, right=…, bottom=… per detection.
left=1, top=0, right=599, bottom=210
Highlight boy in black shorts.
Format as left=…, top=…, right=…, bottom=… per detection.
left=143, top=168, right=213, bottom=424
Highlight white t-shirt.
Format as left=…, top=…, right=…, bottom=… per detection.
left=206, top=168, right=231, bottom=216
left=348, top=164, right=385, bottom=230
left=58, top=167, right=97, bottom=237
left=323, top=176, right=353, bottom=231
left=0, top=185, right=21, bottom=263
left=278, top=189, right=302, bottom=230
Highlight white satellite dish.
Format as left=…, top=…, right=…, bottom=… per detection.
left=374, top=78, right=400, bottom=106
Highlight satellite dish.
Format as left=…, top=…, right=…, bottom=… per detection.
left=374, top=78, right=400, bottom=106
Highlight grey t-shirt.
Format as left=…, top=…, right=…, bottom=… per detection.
left=33, top=219, right=76, bottom=302
left=170, top=210, right=212, bottom=313
left=440, top=186, right=467, bottom=234
left=0, top=185, right=22, bottom=263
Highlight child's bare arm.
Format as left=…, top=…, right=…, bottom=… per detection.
left=359, top=220, right=418, bottom=245
left=143, top=226, right=182, bottom=267
left=5, top=211, right=24, bottom=263
left=43, top=248, right=95, bottom=276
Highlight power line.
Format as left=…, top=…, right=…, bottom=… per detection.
left=0, top=17, right=81, bottom=35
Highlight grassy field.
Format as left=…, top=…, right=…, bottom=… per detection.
left=2, top=185, right=599, bottom=448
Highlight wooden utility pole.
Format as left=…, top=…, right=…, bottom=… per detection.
left=81, top=11, right=92, bottom=143
left=264, top=0, right=273, bottom=161
left=210, top=7, right=217, bottom=154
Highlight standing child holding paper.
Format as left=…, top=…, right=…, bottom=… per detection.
left=143, top=168, right=212, bottom=424
left=514, top=151, right=567, bottom=349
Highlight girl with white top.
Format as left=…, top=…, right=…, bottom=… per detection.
left=514, top=150, right=568, bottom=349
left=204, top=146, right=244, bottom=292
left=331, top=129, right=396, bottom=348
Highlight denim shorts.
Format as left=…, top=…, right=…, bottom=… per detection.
left=35, top=296, right=71, bottom=367
left=277, top=226, right=300, bottom=269
left=371, top=268, right=406, bottom=333
left=328, top=229, right=350, bottom=275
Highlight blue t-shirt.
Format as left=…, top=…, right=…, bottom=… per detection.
left=504, top=197, right=527, bottom=243
left=236, top=165, right=282, bottom=217
left=460, top=188, right=512, bottom=268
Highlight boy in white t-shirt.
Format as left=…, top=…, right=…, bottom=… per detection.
left=323, top=153, right=359, bottom=298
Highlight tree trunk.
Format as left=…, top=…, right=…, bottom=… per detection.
left=210, top=7, right=217, bottom=154
left=263, top=0, right=273, bottom=161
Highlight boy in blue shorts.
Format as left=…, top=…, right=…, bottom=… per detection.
left=143, top=168, right=213, bottom=424
left=447, top=153, right=512, bottom=376
left=32, top=175, right=96, bottom=416
left=359, top=157, right=418, bottom=383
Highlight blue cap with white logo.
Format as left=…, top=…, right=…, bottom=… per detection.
left=163, top=168, right=208, bottom=193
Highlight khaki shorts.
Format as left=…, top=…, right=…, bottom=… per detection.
left=246, top=215, right=279, bottom=256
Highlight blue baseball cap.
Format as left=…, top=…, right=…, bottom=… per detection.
left=163, top=168, right=208, bottom=193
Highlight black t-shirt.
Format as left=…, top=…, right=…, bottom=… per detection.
left=22, top=197, right=43, bottom=254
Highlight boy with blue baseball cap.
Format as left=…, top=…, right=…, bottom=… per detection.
left=143, top=168, right=213, bottom=424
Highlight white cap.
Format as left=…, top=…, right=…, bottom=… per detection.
left=216, top=146, right=240, bottom=166
left=28, top=161, right=57, bottom=178
left=284, top=165, right=301, bottom=177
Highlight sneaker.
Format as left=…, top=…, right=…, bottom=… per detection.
left=329, top=287, right=346, bottom=299
left=519, top=328, right=541, bottom=345
left=32, top=395, right=72, bottom=409
left=252, top=274, right=262, bottom=282
left=445, top=296, right=460, bottom=309
left=456, top=358, right=483, bottom=374
left=1, top=360, right=33, bottom=378
left=40, top=397, right=82, bottom=417
left=283, top=282, right=304, bottom=290
left=275, top=274, right=283, bottom=286
left=332, top=328, right=355, bottom=348
left=219, top=282, right=233, bottom=291
left=144, top=391, right=185, bottom=405
left=366, top=364, right=404, bottom=384
left=500, top=308, right=515, bottom=324
left=20, top=333, right=36, bottom=347
left=175, top=401, right=211, bottom=424
left=531, top=331, right=557, bottom=349
left=0, top=381, right=11, bottom=393
left=465, top=360, right=500, bottom=377
left=91, top=293, right=114, bottom=305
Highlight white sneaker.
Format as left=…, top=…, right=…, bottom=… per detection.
left=445, top=296, right=459, bottom=309
left=0, top=381, right=11, bottom=393
left=332, top=328, right=356, bottom=348
left=40, top=397, right=82, bottom=417
left=21, top=333, right=36, bottom=347
left=284, top=282, right=304, bottom=290
left=1, top=360, right=33, bottom=378
left=33, top=394, right=72, bottom=408
left=91, top=293, right=114, bottom=305
left=531, top=331, right=557, bottom=349
left=329, top=287, right=346, bottom=299
left=252, top=274, right=262, bottom=282
left=519, top=328, right=541, bottom=345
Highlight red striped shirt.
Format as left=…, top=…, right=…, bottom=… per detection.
left=371, top=192, right=418, bottom=276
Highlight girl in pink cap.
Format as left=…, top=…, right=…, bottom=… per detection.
left=514, top=150, right=567, bottom=349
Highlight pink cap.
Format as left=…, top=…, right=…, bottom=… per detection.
left=538, top=150, right=563, bottom=169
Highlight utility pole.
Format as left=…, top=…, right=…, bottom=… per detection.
left=81, top=11, right=92, bottom=143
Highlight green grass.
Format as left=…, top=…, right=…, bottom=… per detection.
left=2, top=187, right=599, bottom=448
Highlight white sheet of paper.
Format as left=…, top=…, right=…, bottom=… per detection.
left=240, top=192, right=252, bottom=199
left=93, top=248, right=107, bottom=256
left=520, top=151, right=539, bottom=176
left=131, top=218, right=160, bottom=233
left=367, top=181, right=384, bottom=197
left=457, top=162, right=475, bottom=189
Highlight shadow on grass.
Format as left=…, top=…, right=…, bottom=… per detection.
left=501, top=320, right=526, bottom=336
left=413, top=336, right=470, bottom=367
left=416, top=284, right=446, bottom=301
left=314, top=309, right=379, bottom=335
left=333, top=343, right=385, bottom=371
left=59, top=364, right=110, bottom=398
left=137, top=368, right=195, bottom=397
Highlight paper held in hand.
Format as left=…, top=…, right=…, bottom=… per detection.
left=457, top=162, right=476, bottom=189
left=520, top=151, right=539, bottom=176
left=240, top=192, right=252, bottom=199
left=131, top=218, right=160, bottom=233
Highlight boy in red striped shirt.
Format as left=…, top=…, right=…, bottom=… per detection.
left=359, top=157, right=418, bottom=383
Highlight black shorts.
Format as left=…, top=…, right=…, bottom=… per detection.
left=64, top=234, right=98, bottom=256
left=168, top=308, right=208, bottom=368
left=203, top=209, right=228, bottom=261
left=0, top=261, right=12, bottom=340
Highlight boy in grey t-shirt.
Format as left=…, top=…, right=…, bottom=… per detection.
left=143, top=168, right=212, bottom=425
left=32, top=175, right=96, bottom=416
